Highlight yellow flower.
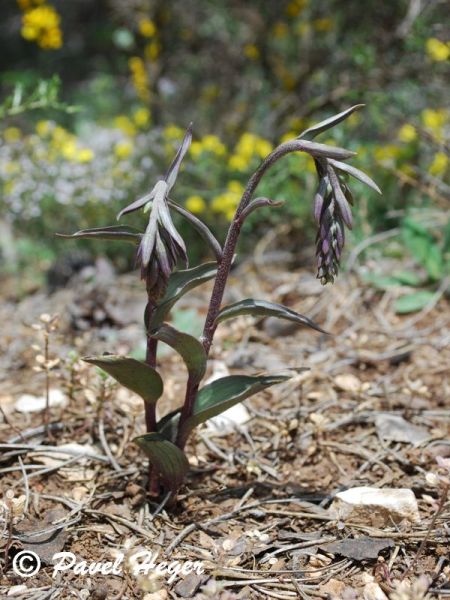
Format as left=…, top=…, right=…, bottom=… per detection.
left=201, top=134, right=226, bottom=155
left=428, top=152, right=448, bottom=176
left=138, top=18, right=156, bottom=38
left=35, top=120, right=51, bottom=136
left=374, top=144, right=401, bottom=163
left=228, top=154, right=249, bottom=171
left=227, top=180, right=244, bottom=194
left=313, top=18, right=334, bottom=32
left=61, top=139, right=77, bottom=160
left=185, top=195, right=206, bottom=214
left=280, top=131, right=297, bottom=144
left=426, top=38, right=450, bottom=62
left=244, top=44, right=260, bottom=60
left=397, top=124, right=417, bottom=143
left=21, top=5, right=63, bottom=49
left=190, top=141, right=203, bottom=158
left=145, top=41, right=161, bottom=61
left=114, top=115, right=137, bottom=136
left=421, top=108, right=447, bottom=131
left=114, top=141, right=133, bottom=160
left=254, top=138, right=273, bottom=157
left=273, top=22, right=288, bottom=38
left=76, top=148, right=94, bottom=163
left=3, top=127, right=21, bottom=143
left=129, top=56, right=150, bottom=101
left=133, top=107, right=151, bottom=127
left=164, top=124, right=184, bottom=140
left=286, top=0, right=307, bottom=17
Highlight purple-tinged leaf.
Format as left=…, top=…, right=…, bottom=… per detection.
left=150, top=262, right=218, bottom=328
left=328, top=158, right=381, bottom=194
left=313, top=178, right=328, bottom=222
left=168, top=200, right=223, bottom=261
left=298, top=105, right=365, bottom=141
left=327, top=166, right=353, bottom=229
left=83, top=355, right=163, bottom=404
left=150, top=323, right=207, bottom=385
left=165, top=123, right=193, bottom=191
left=240, top=197, right=285, bottom=221
left=117, top=189, right=156, bottom=220
left=133, top=433, right=189, bottom=492
left=180, top=374, right=292, bottom=439
left=298, top=139, right=356, bottom=161
left=57, top=225, right=142, bottom=243
left=215, top=298, right=327, bottom=333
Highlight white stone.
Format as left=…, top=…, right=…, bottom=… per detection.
left=14, top=389, right=68, bottom=413
left=329, top=486, right=420, bottom=525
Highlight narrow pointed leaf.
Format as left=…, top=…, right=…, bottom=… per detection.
left=328, top=159, right=381, bottom=194
left=168, top=200, right=223, bottom=261
left=117, top=189, right=156, bottom=220
left=180, top=374, right=291, bottom=438
left=327, top=166, right=353, bottom=229
left=150, top=261, right=218, bottom=328
left=298, top=140, right=356, bottom=161
left=150, top=324, right=207, bottom=385
left=298, top=105, right=365, bottom=140
left=240, top=197, right=285, bottom=221
left=133, top=433, right=189, bottom=492
left=57, top=225, right=142, bottom=243
left=215, top=299, right=326, bottom=334
left=83, top=355, right=163, bottom=404
left=165, top=123, right=193, bottom=191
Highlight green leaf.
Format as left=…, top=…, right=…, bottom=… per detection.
left=150, top=262, right=218, bottom=328
left=57, top=225, right=142, bottom=244
left=363, top=271, right=422, bottom=290
left=402, top=218, right=444, bottom=282
left=83, top=355, right=163, bottom=404
left=180, top=374, right=291, bottom=439
left=150, top=324, right=207, bottom=385
left=157, top=409, right=181, bottom=442
left=298, top=105, right=365, bottom=140
left=215, top=299, right=326, bottom=334
left=328, top=158, right=381, bottom=194
left=133, top=433, right=189, bottom=492
left=394, top=291, right=436, bottom=314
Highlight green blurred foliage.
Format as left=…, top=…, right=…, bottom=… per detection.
left=0, top=0, right=448, bottom=288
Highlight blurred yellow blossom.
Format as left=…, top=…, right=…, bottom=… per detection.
left=21, top=4, right=62, bottom=49
left=190, top=141, right=203, bottom=158
left=201, top=134, right=226, bottom=155
left=313, top=18, right=334, bottom=32
left=428, top=152, right=448, bottom=176
left=114, top=141, right=133, bottom=160
left=286, top=0, right=307, bottom=17
left=138, top=18, right=156, bottom=38
left=35, top=120, right=52, bottom=137
left=164, top=125, right=184, bottom=140
left=3, top=127, right=22, bottom=143
left=244, top=44, right=260, bottom=60
left=374, top=144, right=401, bottom=163
left=76, top=148, right=94, bottom=163
left=421, top=108, right=447, bottom=131
left=185, top=195, right=206, bottom=214
left=397, top=124, right=417, bottom=143
left=61, top=139, right=77, bottom=160
left=228, top=154, right=249, bottom=171
left=280, top=131, right=297, bottom=144
left=133, top=107, right=151, bottom=128
left=114, top=115, right=137, bottom=136
left=129, top=56, right=150, bottom=101
left=426, top=38, right=450, bottom=62
left=145, top=41, right=161, bottom=61
left=273, top=22, right=288, bottom=38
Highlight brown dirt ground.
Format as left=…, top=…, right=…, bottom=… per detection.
left=0, top=258, right=449, bottom=599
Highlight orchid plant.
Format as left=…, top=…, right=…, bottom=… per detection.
left=60, top=105, right=380, bottom=497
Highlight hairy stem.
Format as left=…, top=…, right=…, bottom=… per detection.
left=175, top=141, right=310, bottom=449
left=144, top=301, right=159, bottom=494
left=202, top=140, right=305, bottom=354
